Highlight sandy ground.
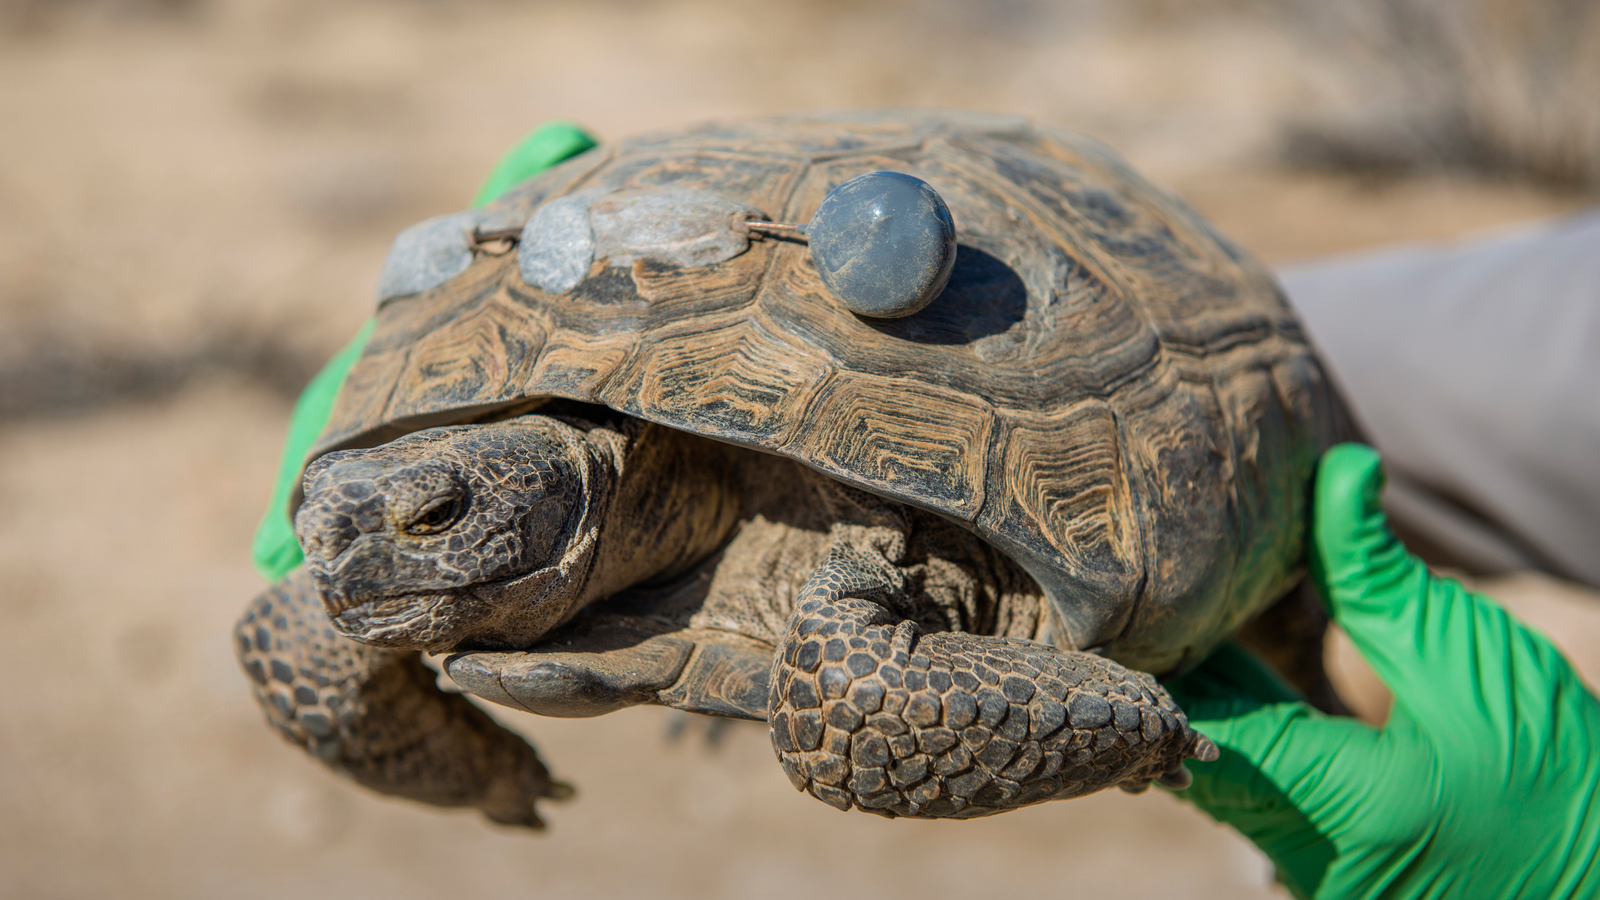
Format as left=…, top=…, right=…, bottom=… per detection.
left=2, top=2, right=1596, bottom=898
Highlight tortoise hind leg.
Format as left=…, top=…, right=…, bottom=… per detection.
left=236, top=568, right=571, bottom=828
left=768, top=535, right=1217, bottom=819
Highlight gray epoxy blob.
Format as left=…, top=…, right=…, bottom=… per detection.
left=519, top=187, right=762, bottom=295
left=375, top=208, right=522, bottom=307
left=807, top=171, right=957, bottom=319
left=519, top=190, right=599, bottom=295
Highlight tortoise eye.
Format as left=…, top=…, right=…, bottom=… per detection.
left=407, top=493, right=464, bottom=534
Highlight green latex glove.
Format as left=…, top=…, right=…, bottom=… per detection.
left=251, top=122, right=598, bottom=582
left=471, top=120, right=597, bottom=209
left=1167, top=443, right=1600, bottom=899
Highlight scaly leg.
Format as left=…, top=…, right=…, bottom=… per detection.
left=235, top=568, right=571, bottom=828
left=768, top=529, right=1216, bottom=819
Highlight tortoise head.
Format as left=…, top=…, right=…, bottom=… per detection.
left=295, top=417, right=605, bottom=652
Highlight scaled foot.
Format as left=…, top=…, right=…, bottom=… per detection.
left=236, top=568, right=572, bottom=828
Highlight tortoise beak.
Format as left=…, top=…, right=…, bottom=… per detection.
left=313, top=534, right=465, bottom=613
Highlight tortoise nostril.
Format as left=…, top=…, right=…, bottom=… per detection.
left=300, top=512, right=363, bottom=563
left=328, top=526, right=361, bottom=559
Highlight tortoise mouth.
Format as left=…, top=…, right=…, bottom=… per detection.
left=327, top=591, right=464, bottom=650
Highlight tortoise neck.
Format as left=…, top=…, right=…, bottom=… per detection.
left=583, top=419, right=745, bottom=605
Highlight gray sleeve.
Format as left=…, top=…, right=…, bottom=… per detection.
left=1277, top=210, right=1600, bottom=587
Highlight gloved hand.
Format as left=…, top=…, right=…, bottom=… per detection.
left=251, top=122, right=596, bottom=582
left=1166, top=443, right=1600, bottom=899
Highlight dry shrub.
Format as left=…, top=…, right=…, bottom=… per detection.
left=1280, top=0, right=1600, bottom=188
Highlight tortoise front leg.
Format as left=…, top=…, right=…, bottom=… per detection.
left=768, top=549, right=1217, bottom=818
left=235, top=568, right=571, bottom=828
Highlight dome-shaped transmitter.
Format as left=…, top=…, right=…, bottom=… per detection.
left=807, top=171, right=957, bottom=319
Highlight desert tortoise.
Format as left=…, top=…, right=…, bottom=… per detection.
left=236, top=110, right=1351, bottom=826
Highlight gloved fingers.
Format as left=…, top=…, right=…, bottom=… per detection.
left=1310, top=443, right=1592, bottom=740
left=1308, top=444, right=1439, bottom=698
left=1166, top=643, right=1382, bottom=812
left=1174, top=687, right=1384, bottom=822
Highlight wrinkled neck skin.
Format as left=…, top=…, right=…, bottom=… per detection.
left=295, top=413, right=744, bottom=654
left=470, top=415, right=746, bottom=650
left=586, top=418, right=745, bottom=606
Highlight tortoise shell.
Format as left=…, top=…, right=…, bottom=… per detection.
left=306, top=110, right=1348, bottom=674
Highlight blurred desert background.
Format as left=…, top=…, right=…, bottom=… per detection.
left=2, top=0, right=1598, bottom=897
